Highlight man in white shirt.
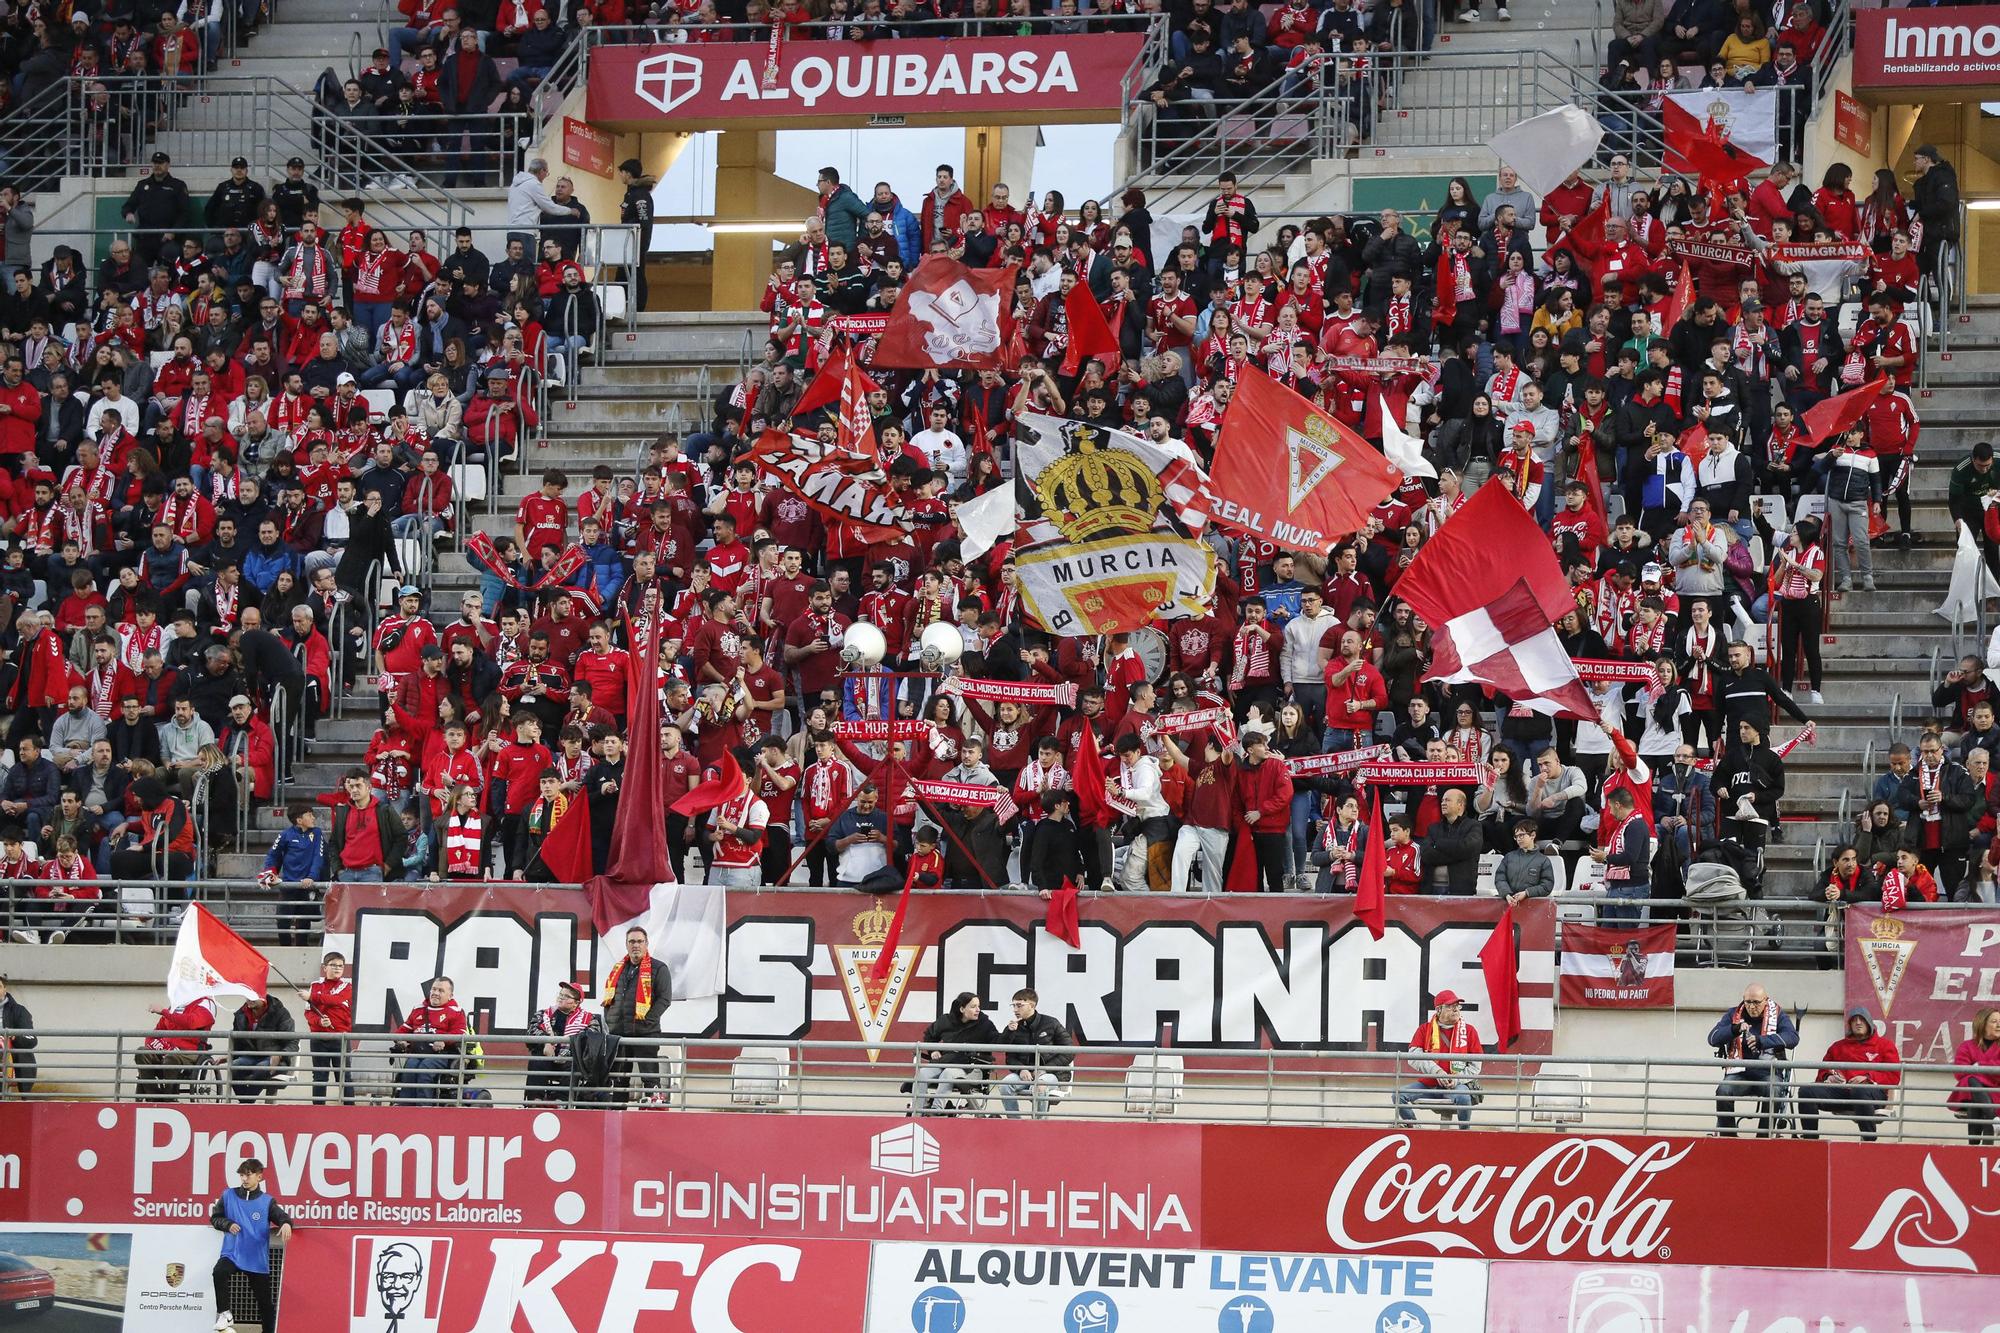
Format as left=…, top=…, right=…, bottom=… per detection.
left=908, top=403, right=967, bottom=489
left=1282, top=587, right=1340, bottom=721
left=1113, top=732, right=1172, bottom=891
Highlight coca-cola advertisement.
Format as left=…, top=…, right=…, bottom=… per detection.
left=1485, top=1259, right=2000, bottom=1330
left=1843, top=906, right=2000, bottom=1062
left=278, top=1229, right=868, bottom=1333
left=1828, top=1144, right=2000, bottom=1276
left=324, top=885, right=1556, bottom=1066
left=1199, top=1128, right=1831, bottom=1268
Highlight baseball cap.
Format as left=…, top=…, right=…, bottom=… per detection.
left=336, top=371, right=356, bottom=386
left=1740, top=298, right=1762, bottom=313
left=70, top=10, right=90, bottom=21
left=151, top=151, right=170, bottom=164
left=287, top=156, right=305, bottom=168
left=420, top=644, right=445, bottom=660
left=397, top=583, right=421, bottom=599
left=1641, top=561, right=1664, bottom=582
left=230, top=155, right=248, bottom=168
left=228, top=694, right=252, bottom=708
left=1435, top=990, right=1463, bottom=1006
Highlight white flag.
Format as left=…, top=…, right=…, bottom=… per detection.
left=1936, top=519, right=2000, bottom=628
left=954, top=482, right=1013, bottom=561
left=601, top=883, right=728, bottom=1001
left=1488, top=107, right=1603, bottom=200
left=1381, top=393, right=1435, bottom=479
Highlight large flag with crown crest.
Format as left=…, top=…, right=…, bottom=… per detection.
left=1011, top=412, right=1217, bottom=635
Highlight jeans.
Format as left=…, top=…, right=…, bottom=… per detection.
left=229, top=1053, right=286, bottom=1101
left=355, top=300, right=394, bottom=344
left=1715, top=1065, right=1783, bottom=1136
left=1288, top=790, right=1317, bottom=875
left=997, top=1068, right=1060, bottom=1116
left=335, top=867, right=383, bottom=883
left=1396, top=1081, right=1473, bottom=1125
left=1119, top=816, right=1174, bottom=891
left=1601, top=884, right=1649, bottom=923
left=1323, top=725, right=1369, bottom=753
left=913, top=1062, right=977, bottom=1113
left=709, top=864, right=762, bottom=888
left=1798, top=1082, right=1885, bottom=1140
left=1171, top=824, right=1229, bottom=892
left=1826, top=494, right=1873, bottom=583
left=396, top=1052, right=458, bottom=1102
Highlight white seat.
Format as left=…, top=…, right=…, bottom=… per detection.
left=1752, top=494, right=1788, bottom=531
left=1474, top=851, right=1501, bottom=897
left=1570, top=856, right=1605, bottom=894
left=729, top=1046, right=792, bottom=1106
left=394, top=537, right=426, bottom=580
left=1545, top=852, right=1569, bottom=897
left=149, top=350, right=171, bottom=370
left=596, top=227, right=636, bottom=267
left=361, top=389, right=395, bottom=418
left=1746, top=534, right=1766, bottom=574
left=449, top=462, right=487, bottom=505
left=1795, top=494, right=1827, bottom=523
left=1123, top=1052, right=1184, bottom=1115
left=601, top=284, right=628, bottom=324
left=1530, top=1063, right=1592, bottom=1124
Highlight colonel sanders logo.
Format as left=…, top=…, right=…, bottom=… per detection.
left=349, top=1235, right=449, bottom=1333
left=908, top=278, right=1003, bottom=365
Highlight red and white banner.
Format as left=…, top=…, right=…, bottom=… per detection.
left=166, top=904, right=268, bottom=1008
left=1355, top=761, right=1487, bottom=786
left=1287, top=743, right=1392, bottom=777
left=1142, top=705, right=1237, bottom=744
left=281, top=1230, right=867, bottom=1333
left=586, top=35, right=1146, bottom=126
left=872, top=257, right=1018, bottom=372
left=911, top=778, right=1018, bottom=821
left=832, top=719, right=933, bottom=742
left=749, top=429, right=907, bottom=542
left=323, top=884, right=1556, bottom=1062
left=1558, top=923, right=1676, bottom=1007
left=1486, top=1260, right=2000, bottom=1330
left=1662, top=88, right=1778, bottom=177
left=949, top=677, right=1078, bottom=709
left=1208, top=364, right=1402, bottom=553
left=1768, top=241, right=1871, bottom=298
left=1855, top=6, right=2000, bottom=97
left=1015, top=532, right=1217, bottom=635
left=1844, top=904, right=2000, bottom=1062
left=1571, top=658, right=1660, bottom=686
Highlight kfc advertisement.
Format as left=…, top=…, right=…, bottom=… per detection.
left=324, top=885, right=1556, bottom=1065
left=281, top=1230, right=868, bottom=1333
left=1844, top=906, right=2000, bottom=1062
left=585, top=35, right=1146, bottom=128
left=1854, top=6, right=2000, bottom=98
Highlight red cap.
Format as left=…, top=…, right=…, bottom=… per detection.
left=1435, top=990, right=1463, bottom=1006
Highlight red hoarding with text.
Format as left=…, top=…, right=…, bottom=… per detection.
left=1854, top=6, right=2000, bottom=97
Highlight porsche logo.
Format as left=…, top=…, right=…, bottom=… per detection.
left=165, top=1262, right=186, bottom=1288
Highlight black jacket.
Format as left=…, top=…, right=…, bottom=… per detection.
left=1419, top=813, right=1482, bottom=894
left=124, top=173, right=190, bottom=231
left=602, top=955, right=673, bottom=1036
left=1712, top=742, right=1786, bottom=827
left=1899, top=761, right=1979, bottom=853
left=229, top=995, right=298, bottom=1055
left=0, top=993, right=34, bottom=1089
left=920, top=1012, right=1000, bottom=1066
left=1001, top=1009, right=1075, bottom=1075
left=1026, top=815, right=1084, bottom=892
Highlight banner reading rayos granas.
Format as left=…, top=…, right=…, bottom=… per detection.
left=323, top=885, right=1555, bottom=1064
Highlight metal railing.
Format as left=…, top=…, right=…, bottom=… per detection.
left=0, top=879, right=1978, bottom=955
left=4, top=1028, right=1994, bottom=1143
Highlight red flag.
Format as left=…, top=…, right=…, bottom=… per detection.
left=1802, top=374, right=1890, bottom=445
left=793, top=341, right=877, bottom=418
left=1209, top=364, right=1402, bottom=554
left=868, top=864, right=918, bottom=986
left=599, top=609, right=673, bottom=885
left=1432, top=246, right=1458, bottom=329
left=1479, top=905, right=1522, bottom=1051
left=1072, top=721, right=1114, bottom=830
left=1545, top=195, right=1608, bottom=271
left=1662, top=95, right=1773, bottom=181
left=1355, top=788, right=1386, bottom=941
left=1046, top=877, right=1081, bottom=948
left=1656, top=261, right=1693, bottom=338
left=1060, top=280, right=1122, bottom=378
left=167, top=904, right=269, bottom=1007
left=1559, top=922, right=1676, bottom=1007
left=1395, top=483, right=1598, bottom=719
left=672, top=749, right=746, bottom=817
left=1575, top=427, right=1610, bottom=538
left=534, top=792, right=595, bottom=883
left=873, top=256, right=1017, bottom=371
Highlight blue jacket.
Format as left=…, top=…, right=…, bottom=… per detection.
left=1602, top=811, right=1650, bottom=890
left=2, top=756, right=62, bottom=828
left=263, top=824, right=326, bottom=882
left=242, top=542, right=298, bottom=595
left=881, top=194, right=921, bottom=267
left=1708, top=1002, right=1799, bottom=1070
left=211, top=1186, right=289, bottom=1273
left=581, top=538, right=626, bottom=607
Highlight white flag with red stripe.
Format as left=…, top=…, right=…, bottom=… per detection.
left=1662, top=89, right=1778, bottom=179
left=1393, top=483, right=1597, bottom=719
left=167, top=904, right=269, bottom=1007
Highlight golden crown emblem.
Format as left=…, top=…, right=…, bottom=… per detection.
left=852, top=905, right=895, bottom=947
left=1868, top=915, right=1906, bottom=941
left=1037, top=426, right=1163, bottom=542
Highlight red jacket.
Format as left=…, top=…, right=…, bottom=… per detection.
left=1815, top=1024, right=1901, bottom=1086
left=143, top=997, right=216, bottom=1051
left=0, top=380, right=41, bottom=455
left=1237, top=755, right=1294, bottom=827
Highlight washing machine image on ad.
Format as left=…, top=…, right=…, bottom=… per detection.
left=1567, top=1269, right=1664, bottom=1333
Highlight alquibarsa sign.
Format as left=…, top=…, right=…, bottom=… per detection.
left=586, top=35, right=1145, bottom=126
left=1201, top=1128, right=1831, bottom=1268
left=1854, top=6, right=2000, bottom=95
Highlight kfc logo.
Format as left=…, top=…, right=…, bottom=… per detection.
left=350, top=1235, right=450, bottom=1333
left=636, top=51, right=705, bottom=115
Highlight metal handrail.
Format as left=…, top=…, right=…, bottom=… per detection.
left=3, top=1028, right=1993, bottom=1141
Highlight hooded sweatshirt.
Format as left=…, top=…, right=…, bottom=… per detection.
left=1814, top=1006, right=1901, bottom=1086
